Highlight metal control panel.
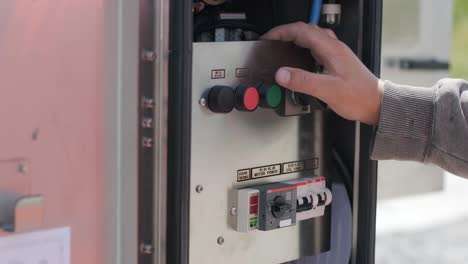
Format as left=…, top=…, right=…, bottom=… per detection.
left=190, top=41, right=332, bottom=264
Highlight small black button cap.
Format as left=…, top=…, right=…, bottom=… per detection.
left=207, top=85, right=235, bottom=113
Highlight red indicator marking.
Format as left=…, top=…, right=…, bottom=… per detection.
left=243, top=87, right=259, bottom=111
left=294, top=179, right=315, bottom=186
left=267, top=186, right=296, bottom=193
left=250, top=194, right=259, bottom=204
left=250, top=204, right=258, bottom=214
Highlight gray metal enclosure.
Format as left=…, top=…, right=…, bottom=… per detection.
left=167, top=1, right=382, bottom=264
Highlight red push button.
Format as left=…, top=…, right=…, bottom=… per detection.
left=235, top=85, right=259, bottom=111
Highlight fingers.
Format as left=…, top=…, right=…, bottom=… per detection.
left=321, top=28, right=337, bottom=39
left=275, top=67, right=339, bottom=104
left=262, top=22, right=338, bottom=64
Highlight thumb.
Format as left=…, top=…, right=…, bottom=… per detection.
left=275, top=67, right=338, bottom=103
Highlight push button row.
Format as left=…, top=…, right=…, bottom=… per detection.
left=207, top=83, right=283, bottom=113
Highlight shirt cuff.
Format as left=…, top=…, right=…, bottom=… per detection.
left=370, top=81, right=436, bottom=162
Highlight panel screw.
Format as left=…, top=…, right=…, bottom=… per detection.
left=142, top=118, right=153, bottom=128
left=142, top=137, right=154, bottom=148
left=195, top=185, right=204, bottom=193
left=217, top=236, right=225, bottom=245
left=17, top=164, right=28, bottom=174
left=199, top=98, right=207, bottom=107
left=142, top=97, right=156, bottom=109
left=230, top=207, right=237, bottom=216
left=141, top=50, right=157, bottom=62
left=139, top=243, right=154, bottom=255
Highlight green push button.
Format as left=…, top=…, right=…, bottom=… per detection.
left=259, top=83, right=283, bottom=109
left=267, top=84, right=282, bottom=108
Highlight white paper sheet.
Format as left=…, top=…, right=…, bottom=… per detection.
left=0, top=227, right=70, bottom=264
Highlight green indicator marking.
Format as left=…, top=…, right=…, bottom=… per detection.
left=267, top=84, right=282, bottom=108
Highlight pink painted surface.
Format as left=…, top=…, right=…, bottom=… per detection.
left=0, top=1, right=105, bottom=263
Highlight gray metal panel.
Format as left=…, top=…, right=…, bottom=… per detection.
left=104, top=0, right=139, bottom=263
left=190, top=41, right=329, bottom=264
left=153, top=0, right=170, bottom=263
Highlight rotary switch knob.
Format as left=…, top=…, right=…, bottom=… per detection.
left=271, top=195, right=290, bottom=218
left=207, top=85, right=235, bottom=113
left=235, top=85, right=259, bottom=111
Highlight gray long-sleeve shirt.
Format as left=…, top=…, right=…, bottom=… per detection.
left=371, top=79, right=468, bottom=178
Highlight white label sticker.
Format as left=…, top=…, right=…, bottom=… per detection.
left=279, top=219, right=292, bottom=228
left=0, top=227, right=70, bottom=264
left=237, top=169, right=251, bottom=181
left=282, top=161, right=305, bottom=174
left=252, top=165, right=281, bottom=179
left=211, top=69, right=225, bottom=79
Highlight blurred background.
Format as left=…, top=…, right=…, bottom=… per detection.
left=376, top=0, right=468, bottom=263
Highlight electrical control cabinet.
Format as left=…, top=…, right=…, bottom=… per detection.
left=167, top=1, right=382, bottom=264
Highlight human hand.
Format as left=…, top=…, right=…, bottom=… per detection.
left=262, top=22, right=383, bottom=125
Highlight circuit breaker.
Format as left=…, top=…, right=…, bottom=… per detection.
left=236, top=177, right=332, bottom=232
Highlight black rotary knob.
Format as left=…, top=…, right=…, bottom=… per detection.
left=271, top=195, right=289, bottom=218
left=207, top=85, right=235, bottom=113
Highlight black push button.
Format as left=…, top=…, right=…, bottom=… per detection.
left=207, top=85, right=235, bottom=113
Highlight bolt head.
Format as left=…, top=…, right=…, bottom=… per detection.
left=139, top=243, right=154, bottom=254
left=217, top=236, right=225, bottom=245
left=196, top=185, right=204, bottom=193
left=17, top=164, right=27, bottom=173
left=142, top=50, right=156, bottom=62
left=230, top=207, right=237, bottom=216
left=199, top=98, right=207, bottom=107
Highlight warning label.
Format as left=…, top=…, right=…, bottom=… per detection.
left=251, top=165, right=281, bottom=179
left=282, top=161, right=305, bottom=174
left=237, top=169, right=251, bottom=181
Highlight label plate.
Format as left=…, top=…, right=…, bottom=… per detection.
left=251, top=165, right=281, bottom=179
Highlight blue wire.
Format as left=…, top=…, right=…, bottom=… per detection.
left=309, top=0, right=323, bottom=24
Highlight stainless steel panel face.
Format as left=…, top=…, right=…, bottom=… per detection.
left=190, top=41, right=330, bottom=264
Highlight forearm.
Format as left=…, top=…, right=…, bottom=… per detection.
left=371, top=79, right=468, bottom=177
